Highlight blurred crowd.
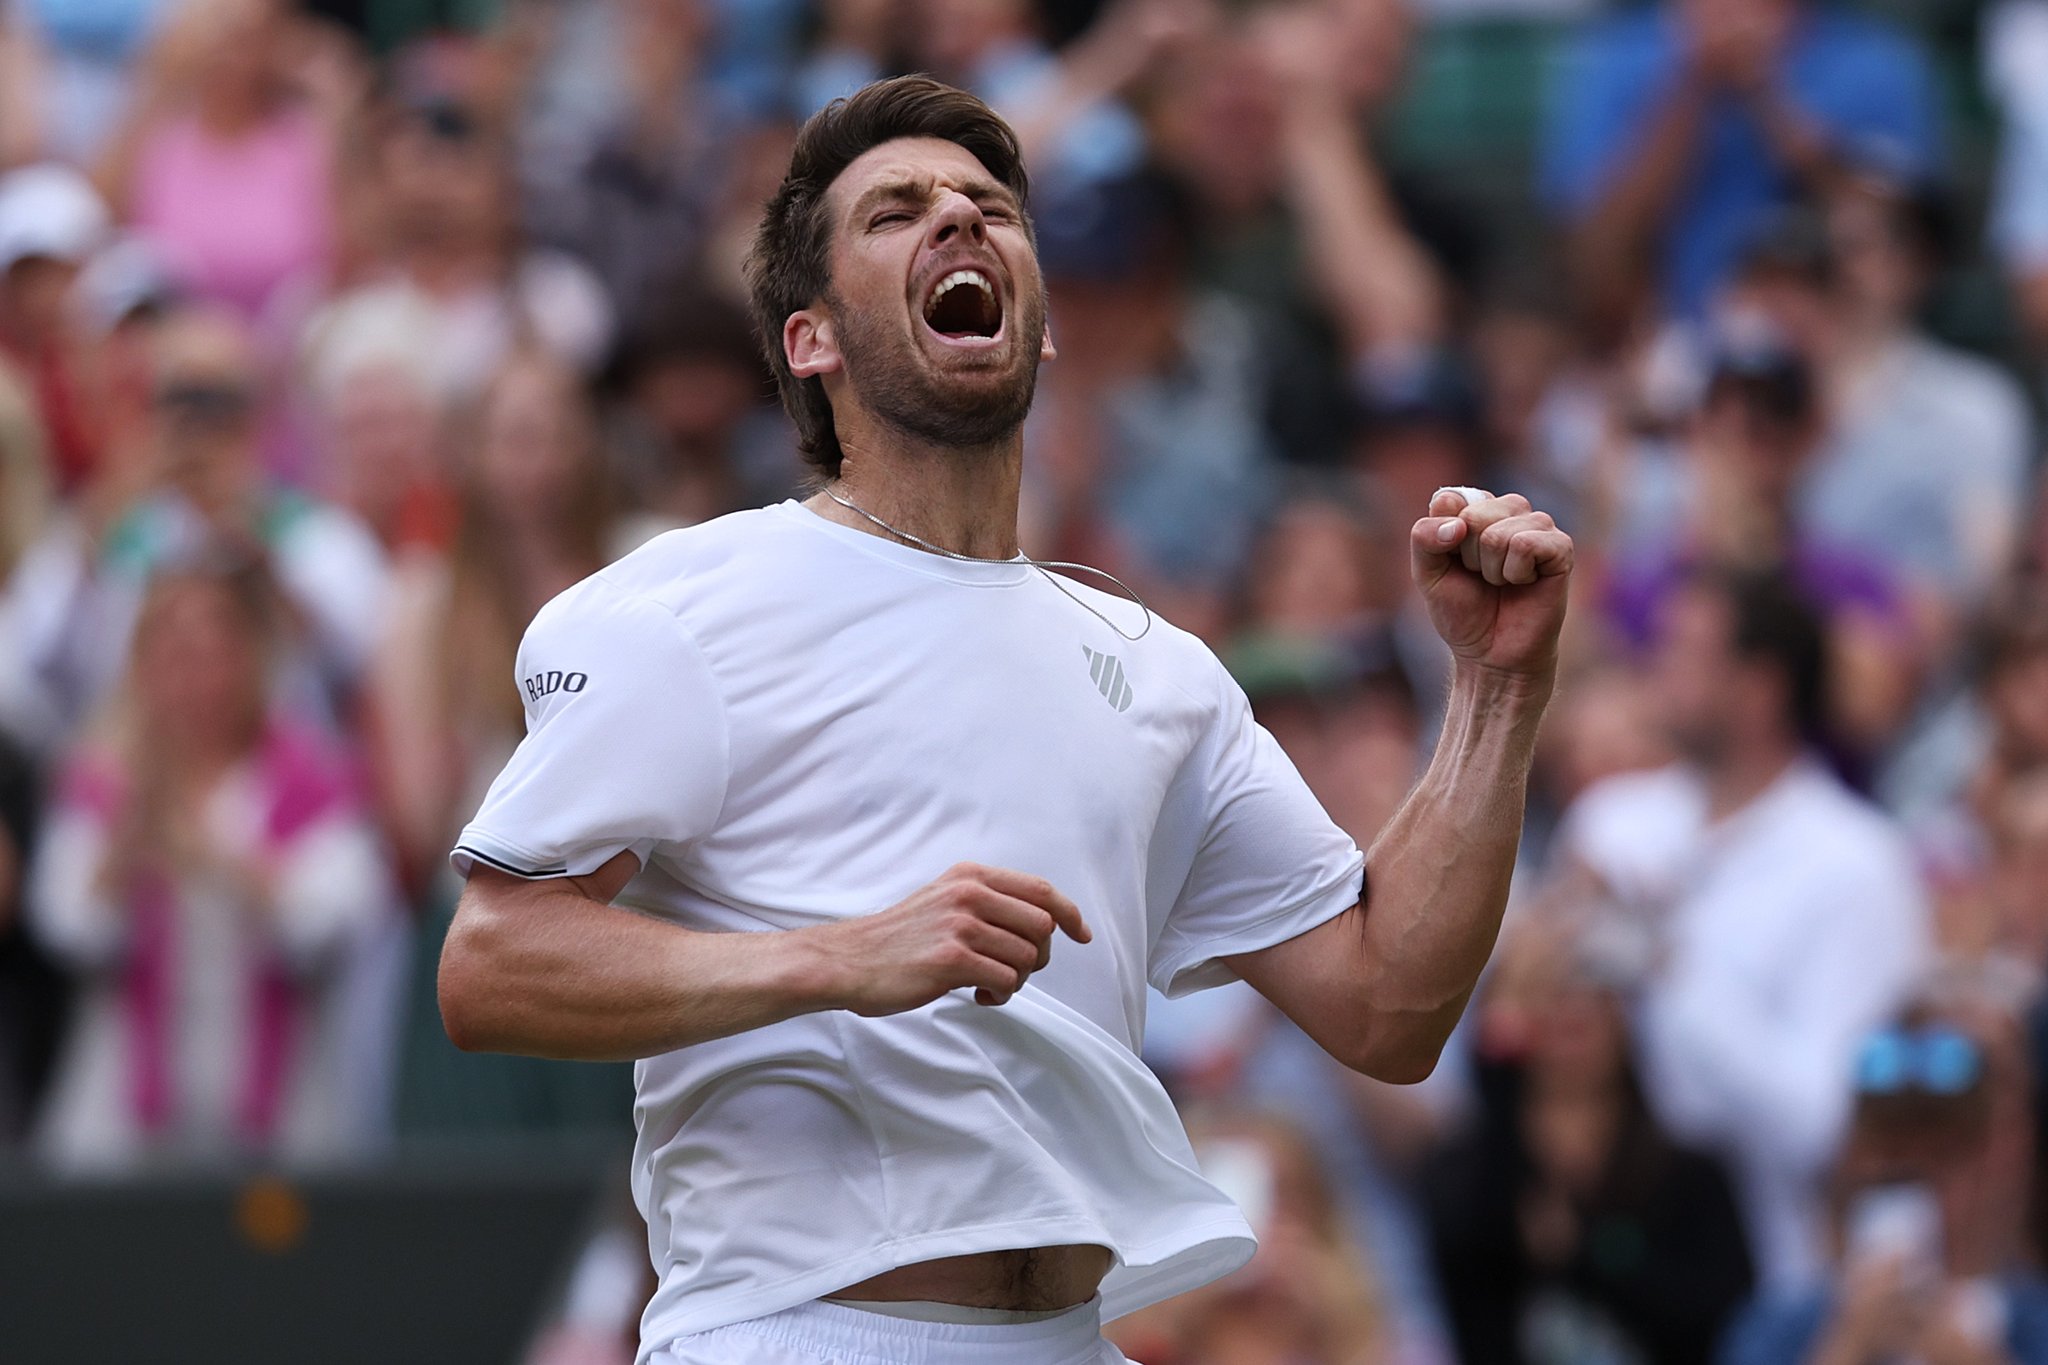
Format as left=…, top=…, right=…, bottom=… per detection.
left=5, top=0, right=2048, bottom=1362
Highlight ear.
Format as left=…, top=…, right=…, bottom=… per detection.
left=1040, top=318, right=1056, bottom=364
left=785, top=308, right=841, bottom=379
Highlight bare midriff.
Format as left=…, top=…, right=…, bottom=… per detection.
left=831, top=1244, right=1114, bottom=1311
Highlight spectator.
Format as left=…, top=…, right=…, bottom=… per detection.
left=1803, top=177, right=2034, bottom=628
left=1555, top=569, right=1931, bottom=1288
left=891, top=0, right=1160, bottom=188
left=517, top=0, right=740, bottom=328
left=3, top=0, right=175, bottom=165
left=1025, top=171, right=1279, bottom=635
left=368, top=350, right=612, bottom=892
left=1147, top=0, right=1452, bottom=467
left=1719, top=1010, right=2048, bottom=1365
left=301, top=296, right=456, bottom=555
left=98, top=0, right=358, bottom=321
left=307, top=89, right=612, bottom=402
left=791, top=0, right=904, bottom=118
left=603, top=280, right=796, bottom=548
left=28, top=554, right=396, bottom=1169
left=1542, top=0, right=1940, bottom=329
left=1600, top=292, right=1923, bottom=765
left=1424, top=920, right=1754, bottom=1365
left=0, top=163, right=110, bottom=496
left=0, top=304, right=390, bottom=753
left=1111, top=1109, right=1393, bottom=1365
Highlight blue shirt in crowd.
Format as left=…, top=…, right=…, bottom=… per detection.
left=1539, top=4, right=1940, bottom=318
left=1717, top=1274, right=2048, bottom=1365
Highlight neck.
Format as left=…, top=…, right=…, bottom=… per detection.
left=1835, top=312, right=1904, bottom=371
left=815, top=425, right=1024, bottom=560
left=1700, top=740, right=1799, bottom=821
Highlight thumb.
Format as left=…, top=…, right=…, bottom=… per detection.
left=1410, top=512, right=1467, bottom=584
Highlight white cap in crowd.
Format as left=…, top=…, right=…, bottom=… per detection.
left=0, top=164, right=111, bottom=274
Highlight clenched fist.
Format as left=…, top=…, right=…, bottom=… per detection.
left=1412, top=488, right=1573, bottom=684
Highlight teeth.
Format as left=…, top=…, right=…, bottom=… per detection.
left=926, top=269, right=994, bottom=316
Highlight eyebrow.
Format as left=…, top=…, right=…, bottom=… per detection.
left=847, top=174, right=1021, bottom=224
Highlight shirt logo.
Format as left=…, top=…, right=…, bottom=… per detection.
left=523, top=670, right=588, bottom=704
left=1081, top=646, right=1134, bottom=713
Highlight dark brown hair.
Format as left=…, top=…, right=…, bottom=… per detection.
left=746, top=76, right=1031, bottom=479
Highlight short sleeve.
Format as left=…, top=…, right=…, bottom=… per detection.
left=451, top=575, right=730, bottom=880
left=1149, top=666, right=1365, bottom=998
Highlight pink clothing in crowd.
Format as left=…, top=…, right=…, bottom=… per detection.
left=28, top=722, right=396, bottom=1167
left=129, top=108, right=334, bottom=319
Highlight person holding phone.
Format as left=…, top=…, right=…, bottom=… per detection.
left=1719, top=1011, right=2048, bottom=1365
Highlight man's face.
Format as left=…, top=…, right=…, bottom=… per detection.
left=796, top=136, right=1050, bottom=453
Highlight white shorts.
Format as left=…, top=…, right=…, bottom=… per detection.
left=649, top=1297, right=1133, bottom=1365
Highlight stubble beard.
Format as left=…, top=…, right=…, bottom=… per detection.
left=831, top=286, right=1048, bottom=453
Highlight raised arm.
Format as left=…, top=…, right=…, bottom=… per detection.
left=1227, top=490, right=1570, bottom=1082
left=1260, top=3, right=1446, bottom=358
left=438, top=857, right=1091, bottom=1061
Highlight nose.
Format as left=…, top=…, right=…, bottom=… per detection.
left=928, top=189, right=987, bottom=248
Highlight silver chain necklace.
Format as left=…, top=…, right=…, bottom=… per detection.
left=822, top=485, right=1153, bottom=642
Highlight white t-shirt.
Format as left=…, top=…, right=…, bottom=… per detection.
left=454, top=501, right=1364, bottom=1353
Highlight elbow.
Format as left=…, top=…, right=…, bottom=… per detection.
left=436, top=912, right=504, bottom=1054
left=1336, top=1011, right=1452, bottom=1085
left=1348, top=1038, right=1444, bottom=1086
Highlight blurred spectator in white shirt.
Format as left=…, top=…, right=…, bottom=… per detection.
left=1556, top=569, right=1931, bottom=1289
left=0, top=304, right=388, bottom=754
left=306, top=90, right=612, bottom=404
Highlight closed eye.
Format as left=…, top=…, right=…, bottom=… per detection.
left=871, top=210, right=915, bottom=228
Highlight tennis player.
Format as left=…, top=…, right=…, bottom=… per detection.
left=438, top=76, right=1573, bottom=1365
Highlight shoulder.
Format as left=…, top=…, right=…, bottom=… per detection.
left=1085, top=593, right=1233, bottom=708
left=580, top=504, right=799, bottom=611
left=525, top=507, right=803, bottom=660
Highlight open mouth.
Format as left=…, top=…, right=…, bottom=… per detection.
left=922, top=268, right=1004, bottom=342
